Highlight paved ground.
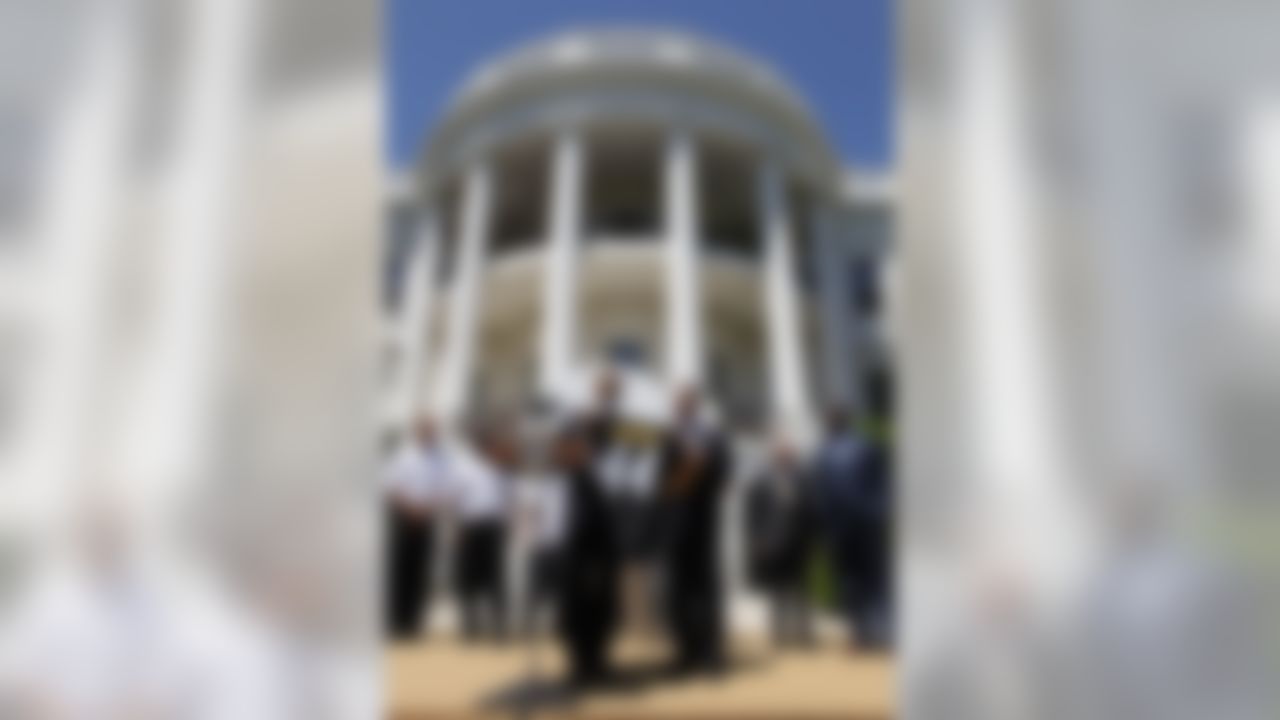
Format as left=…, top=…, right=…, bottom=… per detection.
left=386, top=634, right=894, bottom=719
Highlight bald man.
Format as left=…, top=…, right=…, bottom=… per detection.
left=656, top=386, right=732, bottom=673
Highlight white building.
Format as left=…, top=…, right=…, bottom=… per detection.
left=383, top=28, right=891, bottom=440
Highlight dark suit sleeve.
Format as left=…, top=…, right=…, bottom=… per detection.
left=654, top=435, right=675, bottom=496
left=745, top=478, right=767, bottom=537
left=796, top=469, right=819, bottom=542
left=708, top=433, right=732, bottom=495
left=808, top=455, right=846, bottom=539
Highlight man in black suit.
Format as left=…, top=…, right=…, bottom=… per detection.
left=813, top=407, right=891, bottom=649
left=747, top=438, right=816, bottom=649
left=656, top=386, right=732, bottom=673
left=553, top=420, right=621, bottom=687
left=584, top=369, right=622, bottom=456
left=585, top=368, right=662, bottom=636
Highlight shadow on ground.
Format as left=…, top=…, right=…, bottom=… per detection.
left=479, top=658, right=772, bottom=713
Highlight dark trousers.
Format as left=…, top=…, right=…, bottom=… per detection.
left=385, top=506, right=434, bottom=639
left=558, top=557, right=617, bottom=684
left=834, top=522, right=891, bottom=649
left=457, top=520, right=506, bottom=641
left=566, top=625, right=609, bottom=683
left=665, top=565, right=724, bottom=670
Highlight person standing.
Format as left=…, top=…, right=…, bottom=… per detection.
left=746, top=438, right=817, bottom=649
left=656, top=386, right=732, bottom=674
left=585, top=369, right=661, bottom=637
left=451, top=424, right=514, bottom=642
left=813, top=407, right=891, bottom=649
left=553, top=420, right=621, bottom=687
left=384, top=417, right=448, bottom=640
left=584, top=369, right=623, bottom=457
left=509, top=462, right=567, bottom=638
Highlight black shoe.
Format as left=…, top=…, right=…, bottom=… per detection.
left=668, top=658, right=699, bottom=679
left=569, top=667, right=609, bottom=690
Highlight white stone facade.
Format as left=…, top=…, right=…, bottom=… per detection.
left=383, top=28, right=890, bottom=438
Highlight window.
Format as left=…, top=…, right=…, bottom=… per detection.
left=607, top=337, right=648, bottom=368
left=492, top=137, right=550, bottom=254
left=382, top=204, right=417, bottom=313
left=700, top=137, right=760, bottom=256
left=586, top=126, right=661, bottom=237
left=849, top=257, right=880, bottom=315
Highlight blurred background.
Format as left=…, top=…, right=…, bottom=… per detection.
left=383, top=0, right=892, bottom=436
left=0, top=0, right=1276, bottom=718
left=380, top=1, right=893, bottom=717
left=0, top=0, right=381, bottom=717
left=900, top=1, right=1280, bottom=719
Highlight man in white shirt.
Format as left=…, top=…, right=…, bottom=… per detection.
left=0, top=499, right=283, bottom=719
left=509, top=465, right=568, bottom=638
left=384, top=417, right=448, bottom=640
left=450, top=424, right=515, bottom=642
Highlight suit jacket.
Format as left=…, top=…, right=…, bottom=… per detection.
left=656, top=424, right=731, bottom=581
left=584, top=412, right=619, bottom=458
left=558, top=465, right=619, bottom=639
left=813, top=432, right=891, bottom=546
left=746, top=468, right=815, bottom=587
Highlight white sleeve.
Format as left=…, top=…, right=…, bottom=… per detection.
left=442, top=445, right=480, bottom=504
left=631, top=450, right=658, bottom=496
left=597, top=448, right=627, bottom=495
left=419, top=451, right=451, bottom=504
left=513, top=482, right=535, bottom=512
left=382, top=450, right=414, bottom=497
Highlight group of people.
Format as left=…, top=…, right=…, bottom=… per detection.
left=747, top=407, right=892, bottom=651
left=383, top=369, right=891, bottom=687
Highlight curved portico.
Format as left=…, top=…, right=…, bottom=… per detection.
left=387, top=28, right=884, bottom=437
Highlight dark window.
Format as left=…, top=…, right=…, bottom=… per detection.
left=492, top=137, right=550, bottom=255
left=586, top=126, right=661, bottom=237
left=607, top=337, right=647, bottom=368
left=850, top=257, right=880, bottom=315
left=382, top=205, right=417, bottom=313
left=700, top=138, right=760, bottom=257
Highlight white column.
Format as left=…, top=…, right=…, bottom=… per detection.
left=812, top=203, right=857, bottom=412
left=663, top=128, right=703, bottom=387
left=433, top=161, right=493, bottom=424
left=758, top=160, right=814, bottom=438
left=537, top=129, right=585, bottom=404
left=23, top=1, right=140, bottom=515
left=393, top=206, right=440, bottom=425
left=123, top=0, right=257, bottom=499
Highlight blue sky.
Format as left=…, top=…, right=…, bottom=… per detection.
left=386, top=0, right=893, bottom=171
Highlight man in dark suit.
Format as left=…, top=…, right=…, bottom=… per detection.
left=813, top=407, right=892, bottom=649
left=747, top=438, right=816, bottom=649
left=584, top=368, right=663, bottom=636
left=656, top=386, right=732, bottom=673
left=553, top=420, right=621, bottom=687
left=584, top=369, right=622, bottom=456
